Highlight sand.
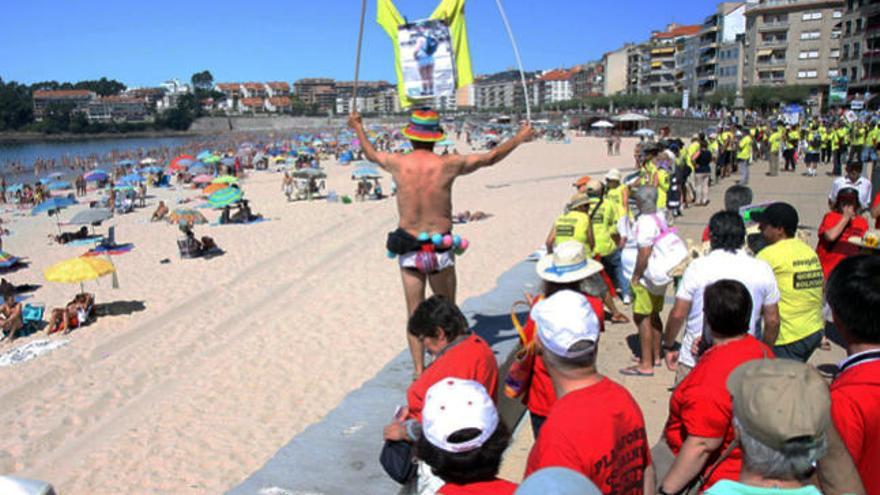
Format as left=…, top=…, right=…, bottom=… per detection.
left=0, top=135, right=634, bottom=493
left=0, top=134, right=847, bottom=494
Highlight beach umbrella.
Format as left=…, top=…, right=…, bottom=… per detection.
left=208, top=186, right=243, bottom=208
left=591, top=120, right=614, bottom=128
left=351, top=167, right=382, bottom=180
left=7, top=183, right=24, bottom=193
left=203, top=155, right=221, bottom=164
left=212, top=175, right=238, bottom=185
left=202, top=183, right=228, bottom=195
left=44, top=256, right=115, bottom=293
left=292, top=168, right=326, bottom=179
left=69, top=208, right=112, bottom=226
left=168, top=208, right=208, bottom=225
left=113, top=184, right=135, bottom=192
left=84, top=170, right=109, bottom=182
left=272, top=156, right=288, bottom=163
left=196, top=150, right=212, bottom=161
left=46, top=180, right=72, bottom=191
left=169, top=156, right=194, bottom=172
left=192, top=174, right=214, bottom=184
left=140, top=157, right=158, bottom=165
left=188, top=164, right=210, bottom=175
left=116, top=159, right=135, bottom=167
left=634, top=128, right=656, bottom=137
left=118, top=173, right=142, bottom=184
left=140, top=166, right=163, bottom=174
left=220, top=157, right=235, bottom=166
left=32, top=196, right=77, bottom=216
left=0, top=251, right=19, bottom=269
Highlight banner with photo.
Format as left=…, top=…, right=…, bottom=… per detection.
left=398, top=19, right=455, bottom=100
left=829, top=76, right=849, bottom=106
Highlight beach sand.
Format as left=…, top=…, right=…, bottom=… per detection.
left=0, top=136, right=636, bottom=493
left=0, top=134, right=847, bottom=494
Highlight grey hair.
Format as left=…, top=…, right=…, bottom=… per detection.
left=734, top=417, right=827, bottom=482
left=633, top=187, right=658, bottom=214
left=542, top=340, right=597, bottom=371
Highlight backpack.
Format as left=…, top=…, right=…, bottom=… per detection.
left=424, top=35, right=438, bottom=56
left=639, top=214, right=688, bottom=294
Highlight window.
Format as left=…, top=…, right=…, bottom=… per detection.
left=846, top=20, right=852, bottom=35
left=797, top=70, right=818, bottom=79
left=802, top=12, right=823, bottom=21
left=831, top=49, right=841, bottom=58
left=853, top=66, right=859, bottom=80
left=800, top=31, right=821, bottom=40
left=834, top=10, right=843, bottom=18
left=844, top=44, right=850, bottom=58
left=799, top=50, right=820, bottom=59
left=857, top=18, right=864, bottom=32
left=842, top=67, right=849, bottom=77
left=829, top=69, right=840, bottom=77
left=855, top=42, right=862, bottom=57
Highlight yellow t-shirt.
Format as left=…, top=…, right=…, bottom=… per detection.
left=737, top=135, right=753, bottom=160
left=589, top=199, right=619, bottom=257
left=769, top=130, right=782, bottom=153
left=756, top=238, right=824, bottom=346
left=554, top=210, right=591, bottom=249
left=605, top=184, right=627, bottom=216
left=686, top=141, right=700, bottom=170
left=656, top=168, right=669, bottom=210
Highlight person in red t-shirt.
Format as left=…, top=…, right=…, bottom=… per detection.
left=524, top=290, right=652, bottom=495
left=524, top=244, right=606, bottom=439
left=416, top=378, right=517, bottom=495
left=384, top=295, right=498, bottom=434
left=658, top=280, right=774, bottom=493
left=817, top=187, right=868, bottom=279
left=827, top=256, right=880, bottom=495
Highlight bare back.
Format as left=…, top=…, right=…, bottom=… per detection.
left=389, top=150, right=458, bottom=235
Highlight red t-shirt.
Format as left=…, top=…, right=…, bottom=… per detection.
left=525, top=377, right=651, bottom=495
left=702, top=225, right=710, bottom=243
left=816, top=211, right=868, bottom=278
left=831, top=357, right=880, bottom=495
left=439, top=479, right=518, bottom=495
left=873, top=193, right=880, bottom=228
left=407, top=334, right=498, bottom=422
left=524, top=294, right=605, bottom=417
left=663, top=336, right=773, bottom=489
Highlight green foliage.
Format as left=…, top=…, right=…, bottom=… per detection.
left=190, top=70, right=214, bottom=92
left=0, top=78, right=34, bottom=131
left=31, top=77, right=126, bottom=96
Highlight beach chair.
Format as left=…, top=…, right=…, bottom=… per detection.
left=22, top=303, right=45, bottom=336
left=177, top=237, right=200, bottom=258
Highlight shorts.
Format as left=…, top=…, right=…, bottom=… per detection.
left=861, top=147, right=878, bottom=162
left=773, top=329, right=822, bottom=363
left=805, top=152, right=820, bottom=164
left=673, top=362, right=693, bottom=387
left=632, top=283, right=664, bottom=316
left=399, top=250, right=455, bottom=275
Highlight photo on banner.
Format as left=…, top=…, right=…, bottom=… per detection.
left=397, top=19, right=455, bottom=100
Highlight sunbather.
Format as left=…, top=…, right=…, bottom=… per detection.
left=54, top=226, right=90, bottom=244
left=0, top=292, right=23, bottom=342
left=151, top=201, right=168, bottom=222
left=48, top=292, right=94, bottom=335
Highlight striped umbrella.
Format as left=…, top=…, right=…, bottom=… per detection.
left=168, top=208, right=208, bottom=225
left=212, top=175, right=238, bottom=185
left=202, top=183, right=228, bottom=195
left=208, top=186, right=243, bottom=208
left=84, top=170, right=109, bottom=182
left=192, top=174, right=214, bottom=184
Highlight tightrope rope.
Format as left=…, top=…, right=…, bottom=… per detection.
left=494, top=0, right=531, bottom=123
left=352, top=0, right=368, bottom=112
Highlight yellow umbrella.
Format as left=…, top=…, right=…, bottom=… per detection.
left=44, top=256, right=116, bottom=293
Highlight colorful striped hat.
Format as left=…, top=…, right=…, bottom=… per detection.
left=402, top=108, right=445, bottom=143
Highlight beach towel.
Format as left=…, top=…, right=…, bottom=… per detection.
left=65, top=236, right=104, bottom=247
left=0, top=338, right=68, bottom=367
left=83, top=243, right=134, bottom=257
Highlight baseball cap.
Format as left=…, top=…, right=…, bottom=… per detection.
left=750, top=202, right=799, bottom=233
left=604, top=168, right=622, bottom=183
left=727, top=359, right=831, bottom=451
left=422, top=378, right=499, bottom=453
left=531, top=290, right=601, bottom=358
left=515, top=468, right=602, bottom=495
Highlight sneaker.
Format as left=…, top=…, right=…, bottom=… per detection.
left=623, top=294, right=632, bottom=305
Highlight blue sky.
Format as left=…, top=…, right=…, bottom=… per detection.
left=1, top=0, right=711, bottom=87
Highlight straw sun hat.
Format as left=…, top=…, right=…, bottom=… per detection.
left=537, top=241, right=603, bottom=283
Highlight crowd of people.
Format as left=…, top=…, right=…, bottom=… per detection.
left=361, top=108, right=879, bottom=495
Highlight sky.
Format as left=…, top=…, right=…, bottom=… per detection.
left=1, top=0, right=712, bottom=88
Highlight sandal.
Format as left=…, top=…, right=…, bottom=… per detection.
left=620, top=366, right=654, bottom=377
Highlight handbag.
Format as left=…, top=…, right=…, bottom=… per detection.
left=379, top=440, right=417, bottom=484
left=503, top=298, right=540, bottom=399
left=641, top=214, right=688, bottom=294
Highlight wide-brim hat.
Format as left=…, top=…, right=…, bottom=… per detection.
left=537, top=241, right=603, bottom=283
left=402, top=108, right=446, bottom=143
left=567, top=192, right=592, bottom=210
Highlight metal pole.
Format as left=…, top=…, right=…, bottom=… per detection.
left=352, top=0, right=368, bottom=113
left=494, top=0, right=531, bottom=123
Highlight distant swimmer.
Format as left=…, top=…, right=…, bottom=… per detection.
left=349, top=108, right=533, bottom=377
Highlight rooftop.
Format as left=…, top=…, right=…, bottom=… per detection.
left=540, top=69, right=573, bottom=81
left=240, top=97, right=264, bottom=107
left=653, top=24, right=702, bottom=39
left=33, top=89, right=94, bottom=99
left=268, top=96, right=292, bottom=106
left=266, top=82, right=290, bottom=90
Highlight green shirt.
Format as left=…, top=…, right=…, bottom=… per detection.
left=589, top=199, right=619, bottom=257
left=705, top=480, right=823, bottom=495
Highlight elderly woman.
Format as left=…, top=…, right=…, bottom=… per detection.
left=621, top=186, right=667, bottom=377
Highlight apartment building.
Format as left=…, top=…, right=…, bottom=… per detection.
left=838, top=0, right=880, bottom=97
left=689, top=2, right=747, bottom=96
left=603, top=45, right=631, bottom=96
left=744, top=0, right=844, bottom=86
left=32, top=90, right=95, bottom=120
left=473, top=70, right=541, bottom=110
left=640, top=24, right=702, bottom=94
left=540, top=69, right=574, bottom=103
left=293, top=78, right=337, bottom=113
left=571, top=62, right=604, bottom=98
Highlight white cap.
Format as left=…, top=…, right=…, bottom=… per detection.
left=531, top=290, right=600, bottom=358
left=422, top=378, right=499, bottom=453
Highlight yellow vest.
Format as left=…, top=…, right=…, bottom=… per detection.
left=554, top=211, right=591, bottom=248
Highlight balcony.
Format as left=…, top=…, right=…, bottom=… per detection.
left=759, top=22, right=789, bottom=32
left=757, top=57, right=787, bottom=66
left=864, top=49, right=880, bottom=59
left=760, top=39, right=788, bottom=48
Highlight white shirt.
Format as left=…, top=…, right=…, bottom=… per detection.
left=618, top=215, right=638, bottom=279
left=829, top=176, right=872, bottom=209
left=675, top=249, right=781, bottom=367
left=635, top=213, right=665, bottom=248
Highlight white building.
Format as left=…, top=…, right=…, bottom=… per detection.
left=540, top=69, right=574, bottom=103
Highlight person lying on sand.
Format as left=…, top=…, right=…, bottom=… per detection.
left=48, top=292, right=94, bottom=335
left=151, top=201, right=168, bottom=222
left=0, top=292, right=23, bottom=342
left=52, top=226, right=90, bottom=244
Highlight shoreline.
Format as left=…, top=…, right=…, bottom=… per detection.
left=0, top=129, right=208, bottom=145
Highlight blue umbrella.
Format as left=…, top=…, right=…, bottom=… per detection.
left=7, top=183, right=24, bottom=193
left=140, top=166, right=163, bottom=174
left=351, top=167, right=382, bottom=180
left=47, top=180, right=72, bottom=191
left=116, top=159, right=135, bottom=167
left=46, top=172, right=65, bottom=180
left=208, top=186, right=243, bottom=208
left=32, top=196, right=77, bottom=216
left=220, top=157, right=235, bottom=166
left=84, top=170, right=109, bottom=182
left=189, top=164, right=211, bottom=175
left=196, top=150, right=212, bottom=161
left=119, top=173, right=142, bottom=184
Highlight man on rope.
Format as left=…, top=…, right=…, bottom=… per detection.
left=349, top=108, right=533, bottom=377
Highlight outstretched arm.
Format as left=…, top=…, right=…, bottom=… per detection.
left=456, top=123, right=534, bottom=175
left=348, top=112, right=394, bottom=170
